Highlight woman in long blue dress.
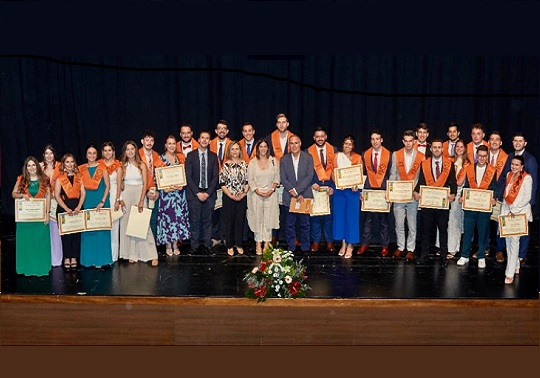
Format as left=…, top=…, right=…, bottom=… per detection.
left=80, top=144, right=113, bottom=268
left=157, top=135, right=191, bottom=255
left=12, top=156, right=52, bottom=276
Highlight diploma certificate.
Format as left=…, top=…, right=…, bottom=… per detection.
left=418, top=186, right=450, bottom=210
left=334, top=164, right=363, bottom=189
left=57, top=212, right=86, bottom=235
left=462, top=188, right=493, bottom=213
left=15, top=198, right=47, bottom=222
left=310, top=189, right=331, bottom=216
left=85, top=208, right=113, bottom=231
left=386, top=180, right=414, bottom=203
left=214, top=189, right=223, bottom=210
left=490, top=200, right=502, bottom=221
left=361, top=189, right=390, bottom=212
left=289, top=197, right=313, bottom=214
left=126, top=206, right=152, bottom=239
left=498, top=213, right=528, bottom=237
left=112, top=206, right=125, bottom=222
left=155, top=164, right=187, bottom=190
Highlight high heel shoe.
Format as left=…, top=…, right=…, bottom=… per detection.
left=344, top=245, right=353, bottom=259
left=64, top=260, right=71, bottom=271
left=338, top=241, right=346, bottom=256
left=237, top=247, right=244, bottom=255
left=227, top=248, right=234, bottom=256
left=504, top=276, right=514, bottom=284
left=255, top=242, right=262, bottom=255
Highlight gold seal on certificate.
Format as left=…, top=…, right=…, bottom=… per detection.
left=85, top=208, right=113, bottom=231
left=214, top=189, right=223, bottom=210
left=490, top=200, right=502, bottom=221
left=334, top=164, right=363, bottom=189
left=387, top=180, right=414, bottom=203
left=155, top=164, right=187, bottom=190
left=418, top=185, right=450, bottom=210
left=310, top=189, right=330, bottom=216
left=462, top=188, right=493, bottom=213
left=498, top=213, right=528, bottom=237
left=361, top=189, right=390, bottom=212
left=15, top=198, right=47, bottom=222
left=289, top=197, right=313, bottom=214
left=57, top=212, right=86, bottom=235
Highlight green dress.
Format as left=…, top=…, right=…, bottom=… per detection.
left=16, top=180, right=52, bottom=276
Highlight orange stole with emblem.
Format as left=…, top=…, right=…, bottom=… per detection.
left=239, top=139, right=256, bottom=163
left=17, top=176, right=48, bottom=198
left=421, top=158, right=452, bottom=187
left=79, top=162, right=107, bottom=190
left=58, top=173, right=82, bottom=199
left=395, top=148, right=425, bottom=180
left=308, top=143, right=335, bottom=181
left=455, top=162, right=469, bottom=186
left=465, top=164, right=496, bottom=190
left=503, top=171, right=528, bottom=205
left=99, top=159, right=121, bottom=175
left=492, top=150, right=508, bottom=180
left=271, top=130, right=295, bottom=161
left=364, top=147, right=390, bottom=188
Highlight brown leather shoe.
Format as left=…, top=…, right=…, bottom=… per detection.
left=405, top=251, right=415, bottom=262
left=326, top=242, right=336, bottom=252
left=472, top=252, right=478, bottom=259
left=392, top=249, right=403, bottom=258
left=495, top=251, right=504, bottom=263
left=310, top=242, right=320, bottom=252
left=357, top=244, right=368, bottom=255
left=381, top=246, right=389, bottom=257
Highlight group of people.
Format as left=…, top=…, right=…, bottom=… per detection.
left=12, top=115, right=537, bottom=285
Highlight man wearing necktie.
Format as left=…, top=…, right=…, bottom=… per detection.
left=442, top=122, right=460, bottom=160
left=239, top=122, right=257, bottom=245
left=176, top=123, right=200, bottom=158
left=209, top=120, right=231, bottom=247
left=307, top=126, right=336, bottom=253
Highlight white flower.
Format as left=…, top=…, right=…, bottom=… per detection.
left=285, top=276, right=292, bottom=284
left=273, top=273, right=279, bottom=277
left=251, top=267, right=258, bottom=274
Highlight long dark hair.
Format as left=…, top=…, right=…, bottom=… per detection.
left=511, top=155, right=527, bottom=193
left=254, top=138, right=274, bottom=160
left=18, top=156, right=50, bottom=193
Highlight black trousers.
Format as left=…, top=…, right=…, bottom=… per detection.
left=222, top=195, right=247, bottom=248
left=420, top=208, right=449, bottom=260
left=188, top=196, right=216, bottom=249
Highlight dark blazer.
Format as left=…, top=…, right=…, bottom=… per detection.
left=500, top=150, right=538, bottom=206
left=414, top=157, right=457, bottom=196
left=185, top=148, right=219, bottom=202
left=279, top=150, right=314, bottom=207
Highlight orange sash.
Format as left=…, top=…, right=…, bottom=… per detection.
left=210, top=138, right=231, bottom=171
left=138, top=148, right=165, bottom=189
left=271, top=130, right=295, bottom=161
left=364, top=147, right=390, bottom=188
left=491, top=149, right=508, bottom=180
left=99, top=159, right=121, bottom=175
left=239, top=138, right=256, bottom=163
left=58, top=173, right=82, bottom=199
left=455, top=162, right=469, bottom=186
left=504, top=171, right=528, bottom=205
left=421, top=158, right=452, bottom=187
left=465, top=164, right=496, bottom=190
left=395, top=148, right=425, bottom=181
left=79, top=162, right=107, bottom=190
left=17, top=176, right=48, bottom=198
left=176, top=139, right=200, bottom=157
left=308, top=143, right=335, bottom=181
left=442, top=141, right=456, bottom=161
left=466, top=141, right=489, bottom=162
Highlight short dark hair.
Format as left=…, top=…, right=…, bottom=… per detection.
left=476, top=145, right=489, bottom=153
left=216, top=119, right=229, bottom=127
left=447, top=121, right=459, bottom=131
left=416, top=122, right=429, bottom=131
left=512, top=132, right=527, bottom=141
left=313, top=125, right=327, bottom=135
left=471, top=122, right=484, bottom=131
left=369, top=129, right=383, bottom=138
left=402, top=129, right=415, bottom=138
left=141, top=129, right=156, bottom=139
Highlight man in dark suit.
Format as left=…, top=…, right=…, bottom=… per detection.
left=413, top=139, right=457, bottom=268
left=280, top=135, right=315, bottom=254
left=499, top=132, right=538, bottom=264
left=185, top=130, right=219, bottom=253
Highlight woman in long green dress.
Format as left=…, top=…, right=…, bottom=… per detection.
left=12, top=156, right=52, bottom=276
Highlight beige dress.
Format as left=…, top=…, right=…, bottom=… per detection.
left=247, top=156, right=280, bottom=241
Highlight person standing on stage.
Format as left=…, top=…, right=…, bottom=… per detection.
left=357, top=129, right=392, bottom=257
left=307, top=126, right=336, bottom=253
left=413, top=139, right=457, bottom=267
left=500, top=156, right=532, bottom=284
left=414, top=122, right=431, bottom=157
left=466, top=123, right=489, bottom=163
left=185, top=130, right=220, bottom=254
left=54, top=153, right=85, bottom=270
left=176, top=123, right=199, bottom=159
left=442, top=122, right=460, bottom=159
left=332, top=135, right=362, bottom=259
left=239, top=122, right=257, bottom=163
left=389, top=130, right=425, bottom=262
left=12, top=156, right=52, bottom=276
left=280, top=135, right=314, bottom=254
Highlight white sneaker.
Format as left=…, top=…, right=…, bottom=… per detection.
left=457, top=257, right=469, bottom=266
left=478, top=258, right=486, bottom=269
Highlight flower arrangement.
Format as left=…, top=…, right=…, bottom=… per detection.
left=244, top=244, right=310, bottom=302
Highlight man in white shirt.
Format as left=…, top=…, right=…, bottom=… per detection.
left=414, top=122, right=430, bottom=157
left=239, top=122, right=256, bottom=163
left=466, top=122, right=489, bottom=163
left=176, top=123, right=199, bottom=158
left=442, top=122, right=460, bottom=159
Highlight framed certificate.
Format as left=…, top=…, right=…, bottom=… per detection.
left=126, top=206, right=152, bottom=239
left=462, top=188, right=493, bottom=213
left=490, top=200, right=502, bottom=221
left=57, top=212, right=86, bottom=235
left=155, top=164, right=187, bottom=190
left=310, top=189, right=330, bottom=216
left=85, top=208, right=113, bottom=231
left=289, top=197, right=313, bottom=214
left=15, top=198, right=47, bottom=222
left=334, top=164, right=363, bottom=189
left=386, top=180, right=414, bottom=203
left=214, top=189, right=223, bottom=210
left=498, top=213, right=528, bottom=237
left=361, top=189, right=390, bottom=213
left=418, top=185, right=450, bottom=210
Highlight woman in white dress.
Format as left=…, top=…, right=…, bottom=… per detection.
left=501, top=155, right=532, bottom=284
left=247, top=139, right=280, bottom=255
left=100, top=142, right=123, bottom=262
left=117, top=140, right=158, bottom=266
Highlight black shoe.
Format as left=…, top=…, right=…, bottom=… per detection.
left=415, top=256, right=427, bottom=265
left=440, top=258, right=448, bottom=269
left=302, top=250, right=311, bottom=257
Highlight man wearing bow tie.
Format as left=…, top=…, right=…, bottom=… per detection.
left=176, top=123, right=200, bottom=159
left=414, top=122, right=431, bottom=157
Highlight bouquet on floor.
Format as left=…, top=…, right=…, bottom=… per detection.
left=244, top=244, right=310, bottom=302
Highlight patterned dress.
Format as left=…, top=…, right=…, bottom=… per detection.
left=156, top=154, right=191, bottom=245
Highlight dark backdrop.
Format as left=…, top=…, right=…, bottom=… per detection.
left=1, top=55, right=539, bottom=227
